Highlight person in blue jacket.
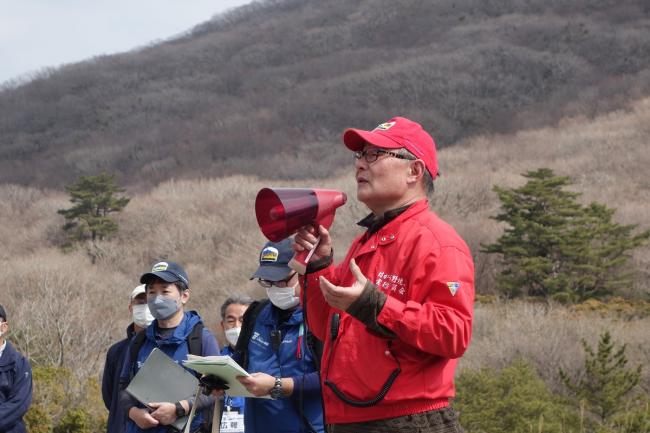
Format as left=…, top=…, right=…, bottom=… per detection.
left=0, top=304, right=32, bottom=433
left=102, top=284, right=154, bottom=433
left=119, top=261, right=220, bottom=433
left=218, top=294, right=253, bottom=432
left=235, top=239, right=325, bottom=433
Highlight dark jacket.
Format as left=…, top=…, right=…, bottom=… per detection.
left=119, top=311, right=220, bottom=433
left=0, top=341, right=33, bottom=433
left=239, top=303, right=324, bottom=433
left=102, top=323, right=136, bottom=433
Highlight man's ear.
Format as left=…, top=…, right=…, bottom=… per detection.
left=181, top=289, right=191, bottom=304
left=407, top=160, right=425, bottom=182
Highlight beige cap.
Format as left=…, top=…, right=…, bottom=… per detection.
left=130, top=284, right=147, bottom=300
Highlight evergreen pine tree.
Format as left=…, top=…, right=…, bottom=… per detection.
left=559, top=331, right=642, bottom=424
left=483, top=168, right=649, bottom=301
left=58, top=172, right=130, bottom=261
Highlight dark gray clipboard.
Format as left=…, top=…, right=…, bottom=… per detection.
left=125, top=348, right=199, bottom=431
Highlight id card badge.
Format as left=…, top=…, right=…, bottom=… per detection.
left=220, top=407, right=245, bottom=433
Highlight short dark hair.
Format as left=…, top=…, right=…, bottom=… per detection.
left=395, top=148, right=435, bottom=196
left=0, top=304, right=6, bottom=322
left=220, top=294, right=254, bottom=320
left=145, top=277, right=188, bottom=293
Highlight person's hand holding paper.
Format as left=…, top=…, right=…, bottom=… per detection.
left=183, top=354, right=271, bottom=398
left=238, top=372, right=291, bottom=398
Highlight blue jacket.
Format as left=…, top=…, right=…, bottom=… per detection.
left=102, top=323, right=136, bottom=433
left=119, top=311, right=219, bottom=433
left=242, top=304, right=324, bottom=433
left=0, top=341, right=32, bottom=433
left=220, top=345, right=245, bottom=413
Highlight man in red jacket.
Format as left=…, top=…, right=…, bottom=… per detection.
left=293, top=116, right=474, bottom=432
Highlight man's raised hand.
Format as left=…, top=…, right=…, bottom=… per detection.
left=293, top=224, right=332, bottom=261
left=318, top=259, right=367, bottom=311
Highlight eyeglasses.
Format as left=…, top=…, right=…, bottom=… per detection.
left=353, top=148, right=416, bottom=163
left=258, top=272, right=297, bottom=288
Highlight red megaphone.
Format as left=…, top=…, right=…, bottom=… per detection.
left=255, top=188, right=347, bottom=274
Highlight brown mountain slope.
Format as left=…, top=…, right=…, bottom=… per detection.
left=2, top=97, right=648, bottom=302
left=0, top=0, right=649, bottom=188
left=2, top=97, right=649, bottom=391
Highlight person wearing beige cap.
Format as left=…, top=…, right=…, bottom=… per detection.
left=102, top=285, right=154, bottom=433
left=294, top=117, right=475, bottom=432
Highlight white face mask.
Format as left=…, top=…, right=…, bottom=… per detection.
left=132, top=304, right=155, bottom=328
left=224, top=327, right=241, bottom=347
left=266, top=283, right=300, bottom=310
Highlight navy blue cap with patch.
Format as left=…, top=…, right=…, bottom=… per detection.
left=250, top=238, right=294, bottom=281
left=140, top=261, right=190, bottom=287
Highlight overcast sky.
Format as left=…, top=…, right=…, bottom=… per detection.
left=0, top=0, right=252, bottom=84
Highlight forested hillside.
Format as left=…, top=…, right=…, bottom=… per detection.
left=3, top=98, right=649, bottom=431
left=1, top=0, right=648, bottom=187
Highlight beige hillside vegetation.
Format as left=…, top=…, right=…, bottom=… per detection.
left=1, top=98, right=648, bottom=387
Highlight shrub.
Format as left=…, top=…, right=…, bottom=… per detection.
left=608, top=398, right=650, bottom=433
left=28, top=366, right=70, bottom=427
left=456, top=359, right=583, bottom=433
left=560, top=331, right=642, bottom=424
left=572, top=298, right=650, bottom=320
left=25, top=366, right=106, bottom=433
left=53, top=409, right=97, bottom=433
left=24, top=404, right=52, bottom=433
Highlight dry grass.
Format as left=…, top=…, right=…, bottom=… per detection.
left=1, top=98, right=649, bottom=389
left=461, top=300, right=650, bottom=393
left=433, top=97, right=650, bottom=293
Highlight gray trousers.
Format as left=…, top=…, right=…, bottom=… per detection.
left=327, top=407, right=463, bottom=433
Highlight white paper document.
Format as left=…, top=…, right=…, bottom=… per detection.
left=183, top=355, right=269, bottom=398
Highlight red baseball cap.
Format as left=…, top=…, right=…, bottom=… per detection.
left=343, top=116, right=438, bottom=178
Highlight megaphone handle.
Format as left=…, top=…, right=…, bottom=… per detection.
left=289, top=236, right=321, bottom=275
left=305, top=235, right=321, bottom=262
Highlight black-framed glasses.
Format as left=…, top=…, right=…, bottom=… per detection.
left=258, top=272, right=297, bottom=288
left=353, top=148, right=416, bottom=163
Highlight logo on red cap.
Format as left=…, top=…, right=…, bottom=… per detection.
left=374, top=122, right=396, bottom=131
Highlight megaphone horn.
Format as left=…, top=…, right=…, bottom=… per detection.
left=255, top=187, right=347, bottom=274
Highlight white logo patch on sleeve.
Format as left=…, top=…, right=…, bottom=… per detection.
left=447, top=282, right=461, bottom=296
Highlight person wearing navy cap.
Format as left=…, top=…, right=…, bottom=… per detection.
left=118, top=261, right=220, bottom=433
left=228, top=238, right=325, bottom=433
left=294, top=117, right=475, bottom=432
left=0, top=304, right=33, bottom=433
